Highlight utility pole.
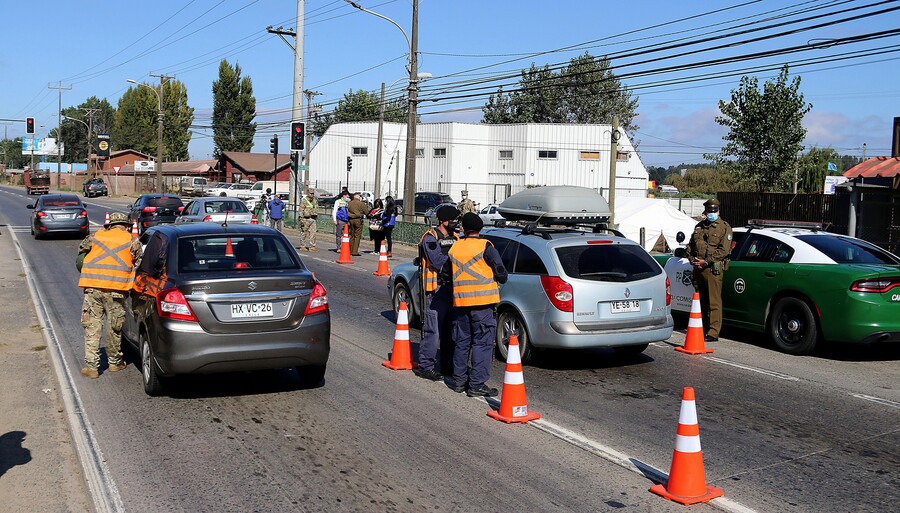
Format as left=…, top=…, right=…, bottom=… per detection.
left=303, top=89, right=321, bottom=185
left=81, top=107, right=99, bottom=175
left=375, top=82, right=386, bottom=201
left=149, top=74, right=174, bottom=192
left=49, top=81, right=72, bottom=187
left=402, top=0, right=419, bottom=220
left=607, top=116, right=619, bottom=226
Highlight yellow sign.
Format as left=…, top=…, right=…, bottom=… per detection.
left=98, top=141, right=109, bottom=151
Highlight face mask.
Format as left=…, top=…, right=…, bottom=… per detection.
left=446, top=221, right=459, bottom=233
left=706, top=212, right=719, bottom=222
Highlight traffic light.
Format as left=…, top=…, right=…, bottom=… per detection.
left=290, top=152, right=300, bottom=172
left=290, top=121, right=305, bottom=151
left=347, top=156, right=352, bottom=172
left=26, top=117, right=34, bottom=134
left=269, top=134, right=278, bottom=155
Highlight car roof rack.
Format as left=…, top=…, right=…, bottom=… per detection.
left=746, top=219, right=822, bottom=231
left=493, top=219, right=624, bottom=240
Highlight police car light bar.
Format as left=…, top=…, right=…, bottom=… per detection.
left=747, top=219, right=822, bottom=230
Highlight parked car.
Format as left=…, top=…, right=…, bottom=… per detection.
left=478, top=204, right=504, bottom=226
left=203, top=182, right=231, bottom=196
left=127, top=194, right=185, bottom=235
left=27, top=193, right=89, bottom=239
left=176, top=197, right=258, bottom=225
left=655, top=220, right=900, bottom=354
left=657, top=185, right=679, bottom=195
left=395, top=192, right=455, bottom=215
left=123, top=223, right=330, bottom=396
left=82, top=178, right=108, bottom=198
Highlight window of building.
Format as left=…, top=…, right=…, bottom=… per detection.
left=616, top=150, right=630, bottom=162
left=433, top=148, right=447, bottom=158
left=352, top=147, right=368, bottom=157
left=415, top=148, right=424, bottom=158
left=579, top=151, right=600, bottom=160
left=499, top=150, right=513, bottom=160
left=538, top=150, right=558, bottom=159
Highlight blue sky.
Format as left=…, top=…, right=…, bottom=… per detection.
left=2, top=0, right=898, bottom=167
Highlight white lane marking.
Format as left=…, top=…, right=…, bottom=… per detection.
left=851, top=393, right=900, bottom=409
left=703, top=355, right=800, bottom=381
left=310, top=256, right=372, bottom=272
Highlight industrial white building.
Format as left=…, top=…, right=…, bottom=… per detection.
left=309, top=121, right=648, bottom=207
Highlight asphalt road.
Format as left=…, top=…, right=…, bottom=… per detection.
left=3, top=185, right=898, bottom=513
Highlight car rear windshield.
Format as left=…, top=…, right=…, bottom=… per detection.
left=148, top=196, right=184, bottom=208
left=203, top=200, right=249, bottom=213
left=555, top=244, right=663, bottom=282
left=177, top=235, right=301, bottom=273
left=795, top=235, right=900, bottom=265
left=43, top=196, right=81, bottom=207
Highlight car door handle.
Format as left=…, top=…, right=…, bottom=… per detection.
left=764, top=271, right=776, bottom=277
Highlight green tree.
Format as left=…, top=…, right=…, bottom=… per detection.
left=55, top=97, right=116, bottom=163
left=482, top=52, right=639, bottom=131
left=667, top=166, right=748, bottom=195
left=114, top=85, right=157, bottom=154
left=796, top=146, right=841, bottom=193
left=162, top=80, right=195, bottom=161
left=705, top=65, right=812, bottom=192
left=212, top=59, right=256, bottom=156
left=1, top=138, right=30, bottom=169
left=310, top=89, right=408, bottom=137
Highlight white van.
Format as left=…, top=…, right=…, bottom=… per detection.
left=658, top=185, right=679, bottom=195
left=180, top=176, right=208, bottom=196
left=240, top=181, right=290, bottom=201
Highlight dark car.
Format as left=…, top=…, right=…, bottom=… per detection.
left=395, top=192, right=455, bottom=215
left=82, top=178, right=108, bottom=198
left=128, top=194, right=185, bottom=235
left=27, top=193, right=89, bottom=239
left=123, top=223, right=331, bottom=396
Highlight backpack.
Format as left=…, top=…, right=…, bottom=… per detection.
left=336, top=205, right=349, bottom=222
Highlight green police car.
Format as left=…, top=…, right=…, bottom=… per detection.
left=656, top=220, right=900, bottom=355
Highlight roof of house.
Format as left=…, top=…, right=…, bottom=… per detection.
left=109, top=149, right=151, bottom=159
left=843, top=156, right=900, bottom=178
left=221, top=152, right=292, bottom=173
left=160, top=160, right=218, bottom=174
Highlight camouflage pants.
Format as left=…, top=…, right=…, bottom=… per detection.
left=82, top=289, right=126, bottom=370
left=299, top=217, right=317, bottom=249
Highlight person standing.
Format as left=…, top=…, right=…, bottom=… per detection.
left=685, top=198, right=733, bottom=342
left=414, top=206, right=460, bottom=381
left=77, top=213, right=143, bottom=378
left=368, top=198, right=386, bottom=254
left=382, top=196, right=397, bottom=257
left=347, top=192, right=367, bottom=256
left=442, top=212, right=507, bottom=396
left=457, top=190, right=477, bottom=215
left=299, top=188, right=319, bottom=252
left=331, top=190, right=351, bottom=251
left=268, top=194, right=285, bottom=232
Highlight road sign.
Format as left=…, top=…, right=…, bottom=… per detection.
left=298, top=165, right=309, bottom=171
left=113, top=166, right=121, bottom=175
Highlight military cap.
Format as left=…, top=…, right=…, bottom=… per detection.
left=461, top=190, right=469, bottom=196
left=436, top=205, right=460, bottom=222
left=461, top=212, right=483, bottom=233
left=106, top=212, right=132, bottom=228
left=703, top=198, right=720, bottom=211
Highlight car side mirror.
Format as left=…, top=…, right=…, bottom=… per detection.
left=674, top=248, right=688, bottom=258
left=676, top=231, right=686, bottom=244
left=27, top=204, right=35, bottom=209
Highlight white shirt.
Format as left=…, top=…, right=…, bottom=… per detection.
left=331, top=197, right=349, bottom=223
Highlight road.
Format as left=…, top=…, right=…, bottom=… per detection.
left=3, top=185, right=898, bottom=513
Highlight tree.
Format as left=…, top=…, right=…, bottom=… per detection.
left=114, top=85, right=157, bottom=155
left=667, top=167, right=749, bottom=195
left=55, top=97, right=116, bottom=163
left=162, top=80, right=195, bottom=161
left=482, top=52, right=639, bottom=131
left=310, top=89, right=408, bottom=138
left=212, top=59, right=256, bottom=156
left=796, top=146, right=841, bottom=194
left=1, top=138, right=30, bottom=169
left=705, top=65, right=812, bottom=192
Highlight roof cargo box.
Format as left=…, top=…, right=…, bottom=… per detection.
left=498, top=186, right=611, bottom=225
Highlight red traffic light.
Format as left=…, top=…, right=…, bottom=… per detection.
left=290, top=121, right=305, bottom=151
left=26, top=117, right=35, bottom=134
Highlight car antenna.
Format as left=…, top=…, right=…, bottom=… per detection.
left=222, top=208, right=230, bottom=228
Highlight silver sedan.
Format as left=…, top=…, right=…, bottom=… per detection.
left=176, top=197, right=258, bottom=225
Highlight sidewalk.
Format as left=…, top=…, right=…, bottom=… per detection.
left=0, top=226, right=92, bottom=511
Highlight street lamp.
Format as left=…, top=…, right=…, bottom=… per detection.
left=345, top=0, right=420, bottom=220
left=376, top=72, right=431, bottom=200
left=127, top=78, right=164, bottom=192
left=63, top=115, right=92, bottom=174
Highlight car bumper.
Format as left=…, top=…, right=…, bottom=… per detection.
left=152, top=312, right=330, bottom=376
left=36, top=219, right=89, bottom=234
left=530, top=312, right=674, bottom=348
left=817, top=291, right=900, bottom=344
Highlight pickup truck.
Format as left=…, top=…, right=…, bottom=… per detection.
left=83, top=178, right=108, bottom=197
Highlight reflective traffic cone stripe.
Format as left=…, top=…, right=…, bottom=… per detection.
left=676, top=292, right=714, bottom=355
left=650, top=387, right=724, bottom=505
left=225, top=237, right=233, bottom=257
left=373, top=241, right=391, bottom=276
left=382, top=301, right=417, bottom=370
left=131, top=221, right=139, bottom=237
left=487, top=335, right=541, bottom=423
left=104, top=212, right=110, bottom=225
left=336, top=224, right=355, bottom=264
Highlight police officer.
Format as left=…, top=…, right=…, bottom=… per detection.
left=299, top=188, right=319, bottom=252
left=77, top=212, right=143, bottom=378
left=442, top=212, right=508, bottom=397
left=415, top=205, right=460, bottom=381
left=457, top=190, right=476, bottom=215
left=686, top=198, right=733, bottom=342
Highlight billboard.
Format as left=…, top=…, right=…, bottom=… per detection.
left=134, top=160, right=155, bottom=171
left=97, top=134, right=110, bottom=157
left=21, top=137, right=64, bottom=156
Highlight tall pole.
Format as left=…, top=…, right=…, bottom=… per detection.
left=149, top=74, right=174, bottom=192
left=608, top=116, right=619, bottom=226
left=303, top=89, right=320, bottom=185
left=49, top=81, right=72, bottom=187
left=375, top=82, right=386, bottom=200
left=402, top=0, right=419, bottom=220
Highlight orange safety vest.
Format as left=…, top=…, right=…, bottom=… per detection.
left=78, top=228, right=136, bottom=291
left=448, top=237, right=500, bottom=307
left=419, top=228, right=458, bottom=293
left=133, top=270, right=168, bottom=297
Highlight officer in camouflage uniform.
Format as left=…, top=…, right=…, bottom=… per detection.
left=457, top=190, right=476, bottom=215
left=685, top=198, right=733, bottom=342
left=77, top=213, right=143, bottom=378
left=299, top=188, right=319, bottom=252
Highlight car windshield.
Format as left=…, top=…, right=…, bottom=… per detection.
left=555, top=244, right=663, bottom=282
left=177, top=234, right=301, bottom=273
left=795, top=235, right=900, bottom=265
left=203, top=200, right=249, bottom=214
left=147, top=196, right=184, bottom=208
left=43, top=197, right=81, bottom=207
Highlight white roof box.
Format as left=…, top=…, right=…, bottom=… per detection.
left=498, top=186, right=611, bottom=225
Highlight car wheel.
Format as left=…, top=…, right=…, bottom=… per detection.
left=392, top=281, right=419, bottom=326
left=140, top=331, right=165, bottom=396
left=296, top=365, right=326, bottom=388
left=613, top=343, right=650, bottom=356
left=496, top=308, right=533, bottom=363
left=768, top=296, right=819, bottom=355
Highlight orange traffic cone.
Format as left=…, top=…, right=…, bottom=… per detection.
left=104, top=211, right=110, bottom=225
left=381, top=301, right=417, bottom=371
left=676, top=292, right=714, bottom=355
left=650, top=387, right=724, bottom=505
left=225, top=237, right=233, bottom=257
left=336, top=224, right=354, bottom=264
left=373, top=241, right=391, bottom=276
left=488, top=335, right=541, bottom=423
left=131, top=221, right=139, bottom=237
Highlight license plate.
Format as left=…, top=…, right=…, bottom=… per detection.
left=52, top=214, right=75, bottom=220
left=610, top=300, right=641, bottom=313
left=230, top=302, right=273, bottom=318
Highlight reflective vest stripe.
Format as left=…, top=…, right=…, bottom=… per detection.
left=419, top=228, right=457, bottom=293
left=449, top=238, right=500, bottom=307
left=78, top=229, right=135, bottom=291
left=79, top=273, right=133, bottom=283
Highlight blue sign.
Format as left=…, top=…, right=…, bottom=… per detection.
left=21, top=139, right=36, bottom=152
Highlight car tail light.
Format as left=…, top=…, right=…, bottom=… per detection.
left=666, top=276, right=671, bottom=306
left=142, top=206, right=157, bottom=213
left=78, top=210, right=88, bottom=218
left=304, top=282, right=329, bottom=315
left=157, top=288, right=198, bottom=322
left=36, top=211, right=48, bottom=218
left=251, top=215, right=259, bottom=225
left=850, top=278, right=900, bottom=293
left=177, top=206, right=184, bottom=212
left=540, top=275, right=573, bottom=312
left=203, top=215, right=213, bottom=222
left=587, top=240, right=613, bottom=245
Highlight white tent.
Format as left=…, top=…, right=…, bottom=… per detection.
left=614, top=197, right=698, bottom=251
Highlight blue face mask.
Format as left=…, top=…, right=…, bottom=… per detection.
left=706, top=212, right=719, bottom=222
